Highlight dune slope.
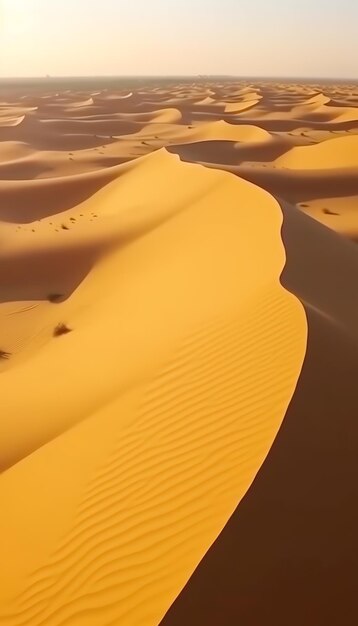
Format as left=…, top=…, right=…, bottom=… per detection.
left=159, top=198, right=358, bottom=626
left=1, top=77, right=358, bottom=626
left=0, top=150, right=306, bottom=625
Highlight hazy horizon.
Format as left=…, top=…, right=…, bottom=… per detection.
left=1, top=0, right=357, bottom=80
left=1, top=74, right=358, bottom=82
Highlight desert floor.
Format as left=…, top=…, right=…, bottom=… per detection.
left=0, top=78, right=357, bottom=625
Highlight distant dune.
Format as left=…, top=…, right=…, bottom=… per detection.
left=0, top=78, right=357, bottom=626
left=275, top=134, right=358, bottom=169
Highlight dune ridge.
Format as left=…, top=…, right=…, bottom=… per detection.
left=0, top=148, right=306, bottom=625
left=1, top=77, right=357, bottom=625
left=275, top=134, right=358, bottom=169
left=159, top=196, right=358, bottom=626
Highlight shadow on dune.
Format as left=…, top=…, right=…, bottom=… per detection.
left=0, top=115, right=139, bottom=151
left=0, top=243, right=98, bottom=304
left=189, top=112, right=358, bottom=133
left=0, top=128, right=120, bottom=152
left=0, top=161, right=53, bottom=181
left=199, top=162, right=358, bottom=203
left=37, top=118, right=140, bottom=136
left=280, top=202, right=358, bottom=331
left=0, top=168, right=119, bottom=222
left=236, top=166, right=358, bottom=203
left=159, top=202, right=358, bottom=626
left=0, top=155, right=135, bottom=182
left=167, top=138, right=289, bottom=165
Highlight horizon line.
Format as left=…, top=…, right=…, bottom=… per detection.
left=1, top=74, right=357, bottom=83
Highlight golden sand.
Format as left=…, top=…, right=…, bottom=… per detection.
left=1, top=79, right=357, bottom=625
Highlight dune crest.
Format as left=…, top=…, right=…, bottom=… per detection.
left=275, top=134, right=358, bottom=169
left=1, top=77, right=357, bottom=625
left=0, top=148, right=306, bottom=625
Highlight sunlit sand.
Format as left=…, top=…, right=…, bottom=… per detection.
left=0, top=78, right=357, bottom=625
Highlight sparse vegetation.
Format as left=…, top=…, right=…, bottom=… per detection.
left=0, top=350, right=11, bottom=360
left=323, top=208, right=339, bottom=216
left=61, top=223, right=69, bottom=230
left=53, top=323, right=72, bottom=337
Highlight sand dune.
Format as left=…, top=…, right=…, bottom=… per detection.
left=0, top=149, right=306, bottom=625
left=0, top=115, right=26, bottom=127
left=160, top=200, right=358, bottom=626
left=0, top=77, right=357, bottom=626
left=275, top=134, right=358, bottom=169
left=188, top=120, right=270, bottom=142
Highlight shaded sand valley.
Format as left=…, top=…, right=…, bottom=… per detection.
left=1, top=78, right=358, bottom=625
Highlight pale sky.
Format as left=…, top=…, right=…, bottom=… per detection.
left=1, top=0, right=357, bottom=78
